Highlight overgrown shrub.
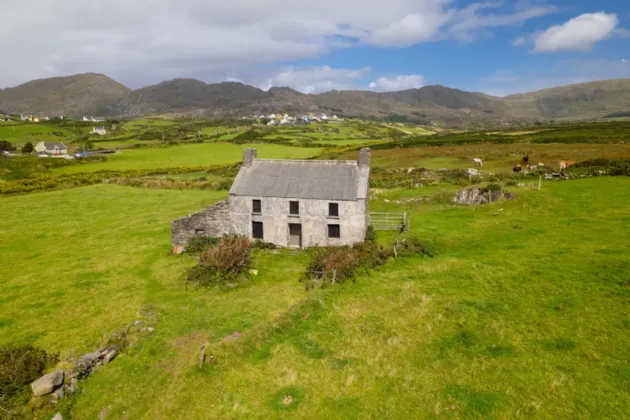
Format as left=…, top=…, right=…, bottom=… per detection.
left=0, top=345, right=58, bottom=407
left=252, top=240, right=278, bottom=250
left=184, top=236, right=219, bottom=254
left=301, top=241, right=392, bottom=288
left=395, top=235, right=437, bottom=258
left=187, top=236, right=252, bottom=286
left=365, top=225, right=376, bottom=243
left=570, top=158, right=630, bottom=176
left=484, top=183, right=502, bottom=192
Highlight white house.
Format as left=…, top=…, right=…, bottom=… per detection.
left=34, top=142, right=68, bottom=155
left=90, top=126, right=107, bottom=135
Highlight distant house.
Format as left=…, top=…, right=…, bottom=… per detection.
left=34, top=142, right=68, bottom=155
left=32, top=117, right=40, bottom=123
left=82, top=116, right=90, bottom=121
left=90, top=126, right=107, bottom=135
left=94, top=117, right=106, bottom=122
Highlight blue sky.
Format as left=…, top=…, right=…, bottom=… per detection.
left=1, top=0, right=629, bottom=95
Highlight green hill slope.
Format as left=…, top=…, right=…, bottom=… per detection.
left=504, top=79, right=630, bottom=120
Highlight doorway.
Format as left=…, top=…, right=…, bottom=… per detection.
left=289, top=223, right=302, bottom=248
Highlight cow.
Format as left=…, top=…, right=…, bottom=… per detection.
left=473, top=158, right=483, bottom=167
left=523, top=154, right=529, bottom=164
left=513, top=165, right=522, bottom=173
left=558, top=160, right=575, bottom=171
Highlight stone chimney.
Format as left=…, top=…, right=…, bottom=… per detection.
left=359, top=147, right=371, bottom=169
left=243, top=148, right=257, bottom=167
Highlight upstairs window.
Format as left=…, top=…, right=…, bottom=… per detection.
left=328, top=224, right=340, bottom=239
left=290, top=201, right=299, bottom=215
left=252, top=199, right=261, bottom=214
left=328, top=203, right=339, bottom=217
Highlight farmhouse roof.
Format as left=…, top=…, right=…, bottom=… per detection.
left=230, top=148, right=370, bottom=201
left=42, top=142, right=67, bottom=149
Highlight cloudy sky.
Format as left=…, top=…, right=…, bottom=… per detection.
left=1, top=0, right=629, bottom=95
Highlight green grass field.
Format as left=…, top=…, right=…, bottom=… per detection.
left=339, top=143, right=630, bottom=173
left=54, top=143, right=323, bottom=174
left=0, top=123, right=79, bottom=144
left=2, top=177, right=629, bottom=418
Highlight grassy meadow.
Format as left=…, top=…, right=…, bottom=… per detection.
left=340, top=143, right=630, bottom=173
left=2, top=117, right=630, bottom=418
left=54, top=143, right=323, bottom=174
left=1, top=177, right=629, bottom=418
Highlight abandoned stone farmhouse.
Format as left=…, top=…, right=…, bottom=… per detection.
left=171, top=147, right=371, bottom=249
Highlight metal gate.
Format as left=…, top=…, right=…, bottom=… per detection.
left=369, top=212, right=408, bottom=231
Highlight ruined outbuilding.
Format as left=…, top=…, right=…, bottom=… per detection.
left=172, top=147, right=371, bottom=249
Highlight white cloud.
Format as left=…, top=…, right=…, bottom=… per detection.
left=250, top=66, right=371, bottom=93
left=615, top=28, right=630, bottom=38
left=368, top=75, right=425, bottom=91
left=448, top=3, right=559, bottom=42
left=533, top=12, right=619, bottom=53
left=0, top=0, right=557, bottom=88
left=512, top=36, right=527, bottom=46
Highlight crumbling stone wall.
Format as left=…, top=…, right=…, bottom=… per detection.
left=171, top=200, right=231, bottom=249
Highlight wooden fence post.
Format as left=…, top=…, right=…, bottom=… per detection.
left=199, top=345, right=206, bottom=368
left=538, top=175, right=542, bottom=191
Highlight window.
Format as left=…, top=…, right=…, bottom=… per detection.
left=289, top=201, right=299, bottom=215
left=252, top=199, right=261, bottom=214
left=328, top=203, right=339, bottom=217
left=328, top=224, right=340, bottom=239
left=252, top=222, right=264, bottom=240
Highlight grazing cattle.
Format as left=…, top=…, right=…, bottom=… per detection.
left=513, top=165, right=522, bottom=173
left=558, top=160, right=575, bottom=171
left=523, top=154, right=529, bottom=164
left=538, top=162, right=545, bottom=167
left=473, top=158, right=483, bottom=167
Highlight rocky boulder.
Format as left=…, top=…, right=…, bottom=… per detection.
left=77, top=352, right=103, bottom=370
left=453, top=186, right=512, bottom=205
left=31, top=371, right=64, bottom=397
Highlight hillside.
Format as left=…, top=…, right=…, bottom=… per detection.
left=504, top=79, right=630, bottom=120
left=0, top=73, right=131, bottom=117
left=98, top=79, right=273, bottom=117
left=1, top=73, right=630, bottom=123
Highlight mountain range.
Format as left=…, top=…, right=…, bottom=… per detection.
left=1, top=73, right=630, bottom=125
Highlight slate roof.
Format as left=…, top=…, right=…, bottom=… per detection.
left=42, top=142, right=67, bottom=149
left=230, top=159, right=367, bottom=201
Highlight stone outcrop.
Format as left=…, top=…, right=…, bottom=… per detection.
left=453, top=187, right=513, bottom=205
left=171, top=200, right=231, bottom=249
left=31, top=371, right=64, bottom=397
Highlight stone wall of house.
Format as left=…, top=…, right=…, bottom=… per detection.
left=171, top=200, right=231, bottom=249
left=230, top=195, right=367, bottom=248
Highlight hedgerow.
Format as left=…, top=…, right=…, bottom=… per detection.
left=0, top=164, right=236, bottom=195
